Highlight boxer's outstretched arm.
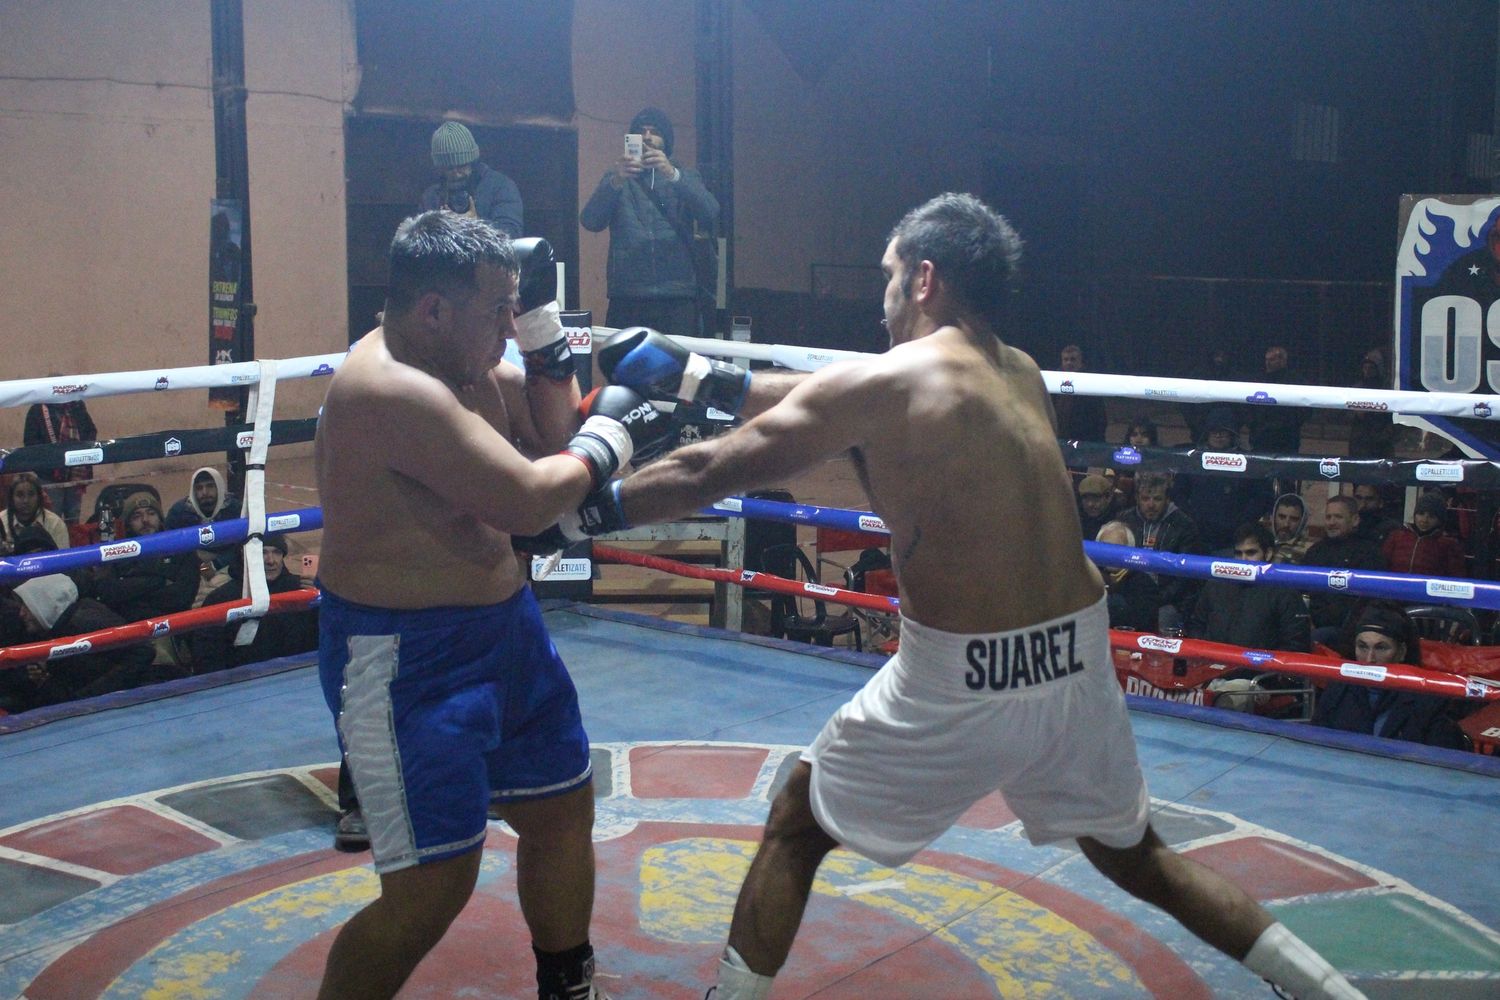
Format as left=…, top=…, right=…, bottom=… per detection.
left=738, top=369, right=810, bottom=420
left=619, top=359, right=879, bottom=525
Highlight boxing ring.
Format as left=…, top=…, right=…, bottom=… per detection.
left=2, top=350, right=1500, bottom=998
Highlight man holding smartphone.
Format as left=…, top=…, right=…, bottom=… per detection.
left=580, top=106, right=719, bottom=337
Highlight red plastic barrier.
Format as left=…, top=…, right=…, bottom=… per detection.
left=0, top=588, right=319, bottom=669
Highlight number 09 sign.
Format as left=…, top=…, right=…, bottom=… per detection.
left=1396, top=194, right=1500, bottom=458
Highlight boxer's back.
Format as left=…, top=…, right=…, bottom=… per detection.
left=855, top=326, right=1103, bottom=634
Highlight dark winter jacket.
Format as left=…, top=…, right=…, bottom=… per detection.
left=418, top=161, right=524, bottom=237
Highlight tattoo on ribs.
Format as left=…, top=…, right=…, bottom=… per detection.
left=900, top=526, right=922, bottom=564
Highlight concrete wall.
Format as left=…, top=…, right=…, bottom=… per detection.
left=0, top=0, right=354, bottom=491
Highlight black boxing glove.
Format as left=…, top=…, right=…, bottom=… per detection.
left=562, top=386, right=668, bottom=490
left=512, top=482, right=631, bottom=556
left=512, top=237, right=572, bottom=381
left=598, top=327, right=750, bottom=415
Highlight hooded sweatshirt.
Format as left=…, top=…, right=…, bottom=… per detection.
left=165, top=467, right=242, bottom=565
left=1267, top=493, right=1311, bottom=564
left=15, top=573, right=78, bottom=630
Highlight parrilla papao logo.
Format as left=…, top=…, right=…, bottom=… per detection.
left=1136, top=635, right=1182, bottom=653
left=100, top=541, right=142, bottom=562
left=858, top=515, right=887, bottom=533
left=51, top=384, right=88, bottom=395
left=1344, top=400, right=1388, bottom=411
left=1210, top=561, right=1257, bottom=580
left=1201, top=452, right=1247, bottom=471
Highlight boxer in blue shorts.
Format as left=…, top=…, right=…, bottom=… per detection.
left=312, top=212, right=668, bottom=1000
left=530, top=193, right=1366, bottom=999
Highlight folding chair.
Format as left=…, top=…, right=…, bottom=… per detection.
left=760, top=543, right=862, bottom=650
left=1405, top=605, right=1481, bottom=645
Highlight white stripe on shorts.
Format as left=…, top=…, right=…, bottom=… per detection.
left=338, top=633, right=416, bottom=869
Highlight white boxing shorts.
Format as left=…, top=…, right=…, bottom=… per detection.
left=804, top=595, right=1149, bottom=867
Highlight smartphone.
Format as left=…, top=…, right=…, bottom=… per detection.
left=624, top=133, right=644, bottom=160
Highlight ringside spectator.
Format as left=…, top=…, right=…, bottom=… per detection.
left=1094, top=521, right=1162, bottom=631
left=1076, top=473, right=1118, bottom=542
left=1173, top=408, right=1274, bottom=552
left=1311, top=603, right=1466, bottom=749
left=1265, top=493, right=1312, bottom=564
left=87, top=491, right=199, bottom=627
left=1186, top=522, right=1310, bottom=656
left=10, top=574, right=160, bottom=709
left=189, top=533, right=318, bottom=673
left=24, top=396, right=97, bottom=524
left=0, top=472, right=70, bottom=554
left=1382, top=491, right=1466, bottom=579
left=1118, top=471, right=1201, bottom=626
left=1302, top=495, right=1384, bottom=640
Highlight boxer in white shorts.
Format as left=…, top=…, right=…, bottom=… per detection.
left=551, top=193, right=1366, bottom=999
left=806, top=596, right=1149, bottom=867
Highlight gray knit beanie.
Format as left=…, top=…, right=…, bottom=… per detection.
left=431, top=122, right=480, bottom=169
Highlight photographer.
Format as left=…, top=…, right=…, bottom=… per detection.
left=580, top=106, right=719, bottom=337
left=417, top=121, right=523, bottom=238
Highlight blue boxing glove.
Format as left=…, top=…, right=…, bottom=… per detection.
left=598, top=327, right=750, bottom=415
left=512, top=237, right=572, bottom=381
left=512, top=481, right=630, bottom=556
left=562, top=386, right=669, bottom=490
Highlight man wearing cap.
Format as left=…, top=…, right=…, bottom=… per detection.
left=190, top=533, right=318, bottom=673
left=86, top=491, right=199, bottom=626
left=580, top=106, right=719, bottom=337
left=1075, top=474, right=1118, bottom=541
left=418, top=121, right=524, bottom=238
left=7, top=573, right=156, bottom=710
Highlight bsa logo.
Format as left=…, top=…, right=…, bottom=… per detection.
left=805, top=583, right=838, bottom=596
left=65, top=447, right=103, bottom=466
left=164, top=437, right=182, bottom=457
left=1201, top=452, right=1248, bottom=472
left=1136, top=635, right=1183, bottom=654
left=1059, top=379, right=1076, bottom=394
left=1344, top=400, right=1387, bottom=411
left=151, top=621, right=171, bottom=637
left=311, top=363, right=336, bottom=376
left=1319, top=458, right=1340, bottom=479
left=100, top=541, right=142, bottom=562
left=49, top=639, right=92, bottom=659
left=199, top=525, right=216, bottom=546
left=1426, top=579, right=1475, bottom=600
left=1416, top=463, right=1464, bottom=482
left=713, top=498, right=743, bottom=513
left=154, top=376, right=170, bottom=391
left=1244, top=390, right=1278, bottom=405
left=1339, top=663, right=1387, bottom=683
left=857, top=514, right=888, bottom=533
left=1210, top=561, right=1257, bottom=581
left=1475, top=401, right=1494, bottom=419
left=51, top=384, right=88, bottom=395
left=1327, top=570, right=1351, bottom=591
left=564, top=327, right=593, bottom=352
left=1112, top=446, right=1142, bottom=466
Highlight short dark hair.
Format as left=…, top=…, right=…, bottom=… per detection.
left=1234, top=522, right=1276, bottom=553
left=385, top=211, right=517, bottom=313
left=1325, top=495, right=1359, bottom=517
left=888, top=193, right=1021, bottom=329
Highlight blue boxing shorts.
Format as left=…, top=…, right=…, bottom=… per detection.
left=318, top=585, right=592, bottom=873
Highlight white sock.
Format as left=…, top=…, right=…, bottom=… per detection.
left=713, top=945, right=775, bottom=1000
left=1243, top=923, right=1366, bottom=999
